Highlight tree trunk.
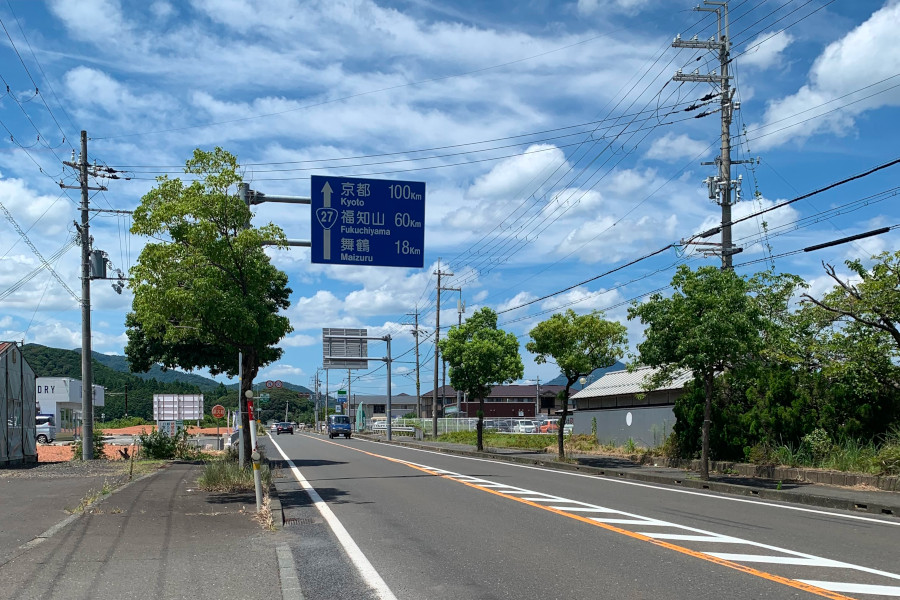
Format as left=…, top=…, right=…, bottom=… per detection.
left=700, top=371, right=712, bottom=481
left=476, top=399, right=485, bottom=452
left=557, top=386, right=570, bottom=460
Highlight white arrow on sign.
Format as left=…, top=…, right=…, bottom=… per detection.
left=322, top=180, right=333, bottom=260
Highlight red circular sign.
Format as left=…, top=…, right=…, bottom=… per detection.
left=211, top=404, right=226, bottom=419
left=274, top=380, right=283, bottom=388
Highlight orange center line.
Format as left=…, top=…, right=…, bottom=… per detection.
left=307, top=436, right=858, bottom=600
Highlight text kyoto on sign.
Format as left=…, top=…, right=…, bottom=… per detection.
left=311, top=175, right=425, bottom=268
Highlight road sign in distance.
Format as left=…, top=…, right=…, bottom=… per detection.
left=211, top=404, right=226, bottom=419
left=323, top=327, right=368, bottom=369
left=311, top=175, right=425, bottom=268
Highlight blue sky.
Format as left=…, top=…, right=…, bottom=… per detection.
left=1, top=0, right=898, bottom=398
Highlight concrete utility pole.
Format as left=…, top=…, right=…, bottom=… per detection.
left=456, top=294, right=465, bottom=416
left=432, top=260, right=458, bottom=437
left=78, top=132, right=93, bottom=459
left=673, top=1, right=749, bottom=269
left=408, top=310, right=422, bottom=419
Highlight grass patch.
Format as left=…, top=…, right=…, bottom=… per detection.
left=197, top=456, right=273, bottom=493
left=437, top=431, right=557, bottom=450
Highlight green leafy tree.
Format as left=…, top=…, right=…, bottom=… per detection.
left=628, top=265, right=764, bottom=479
left=439, top=307, right=523, bottom=452
left=802, top=251, right=900, bottom=351
left=125, top=148, right=293, bottom=460
left=526, top=309, right=627, bottom=459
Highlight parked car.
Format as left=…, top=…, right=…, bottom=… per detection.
left=539, top=419, right=559, bottom=434
left=513, top=420, right=536, bottom=434
left=327, top=415, right=352, bottom=439
left=36, top=414, right=57, bottom=444
left=275, top=422, right=294, bottom=435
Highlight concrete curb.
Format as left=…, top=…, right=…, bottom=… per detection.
left=356, top=435, right=900, bottom=518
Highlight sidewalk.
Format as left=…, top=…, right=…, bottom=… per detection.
left=358, top=434, right=900, bottom=518
left=0, top=461, right=281, bottom=600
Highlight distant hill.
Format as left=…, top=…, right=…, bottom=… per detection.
left=24, top=344, right=314, bottom=396
left=546, top=361, right=626, bottom=390
left=89, top=351, right=222, bottom=391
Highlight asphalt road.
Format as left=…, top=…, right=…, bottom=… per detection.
left=263, top=433, right=900, bottom=600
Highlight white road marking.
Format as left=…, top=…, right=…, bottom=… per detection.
left=798, top=581, right=900, bottom=597
left=708, top=554, right=846, bottom=568
left=356, top=443, right=900, bottom=597
left=354, top=437, right=900, bottom=527
left=640, top=533, right=745, bottom=543
left=271, top=439, right=398, bottom=600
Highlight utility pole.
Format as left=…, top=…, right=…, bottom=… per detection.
left=407, top=310, right=422, bottom=419
left=456, top=294, right=465, bottom=416
left=68, top=132, right=95, bottom=459
left=673, top=1, right=748, bottom=269
left=535, top=375, right=541, bottom=418
left=433, top=260, right=458, bottom=437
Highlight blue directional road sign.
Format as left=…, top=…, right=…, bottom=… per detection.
left=311, top=175, right=425, bottom=268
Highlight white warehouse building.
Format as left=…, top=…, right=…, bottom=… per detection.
left=36, top=377, right=105, bottom=440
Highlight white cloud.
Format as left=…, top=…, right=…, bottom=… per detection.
left=577, top=0, right=650, bottom=16
left=645, top=133, right=710, bottom=162
left=262, top=364, right=306, bottom=378
left=740, top=31, right=795, bottom=70
left=64, top=67, right=173, bottom=115
left=281, top=334, right=317, bottom=347
left=752, top=2, right=900, bottom=148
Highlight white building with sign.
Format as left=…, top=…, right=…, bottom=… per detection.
left=35, top=377, right=105, bottom=438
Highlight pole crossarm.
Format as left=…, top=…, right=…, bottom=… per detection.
left=673, top=72, right=729, bottom=83
left=672, top=39, right=721, bottom=50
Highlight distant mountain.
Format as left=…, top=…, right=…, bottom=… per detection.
left=89, top=351, right=222, bottom=391
left=87, top=349, right=314, bottom=395
left=546, top=360, right=626, bottom=390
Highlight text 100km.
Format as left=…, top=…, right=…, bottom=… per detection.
left=389, top=184, right=423, bottom=201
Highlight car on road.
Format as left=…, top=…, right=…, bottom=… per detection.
left=512, top=420, right=536, bottom=434
left=327, top=415, right=352, bottom=439
left=275, top=422, right=294, bottom=435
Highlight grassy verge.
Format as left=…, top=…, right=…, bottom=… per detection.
left=437, top=431, right=557, bottom=451
left=766, top=428, right=900, bottom=476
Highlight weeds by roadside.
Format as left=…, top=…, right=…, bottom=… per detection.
left=67, top=480, right=114, bottom=514
left=748, top=426, right=900, bottom=476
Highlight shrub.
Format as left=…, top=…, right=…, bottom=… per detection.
left=801, top=428, right=832, bottom=463
left=138, top=427, right=200, bottom=460
left=71, top=430, right=106, bottom=460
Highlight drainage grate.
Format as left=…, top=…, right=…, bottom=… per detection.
left=284, top=517, right=316, bottom=526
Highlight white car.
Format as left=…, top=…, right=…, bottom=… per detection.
left=513, top=420, right=536, bottom=434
